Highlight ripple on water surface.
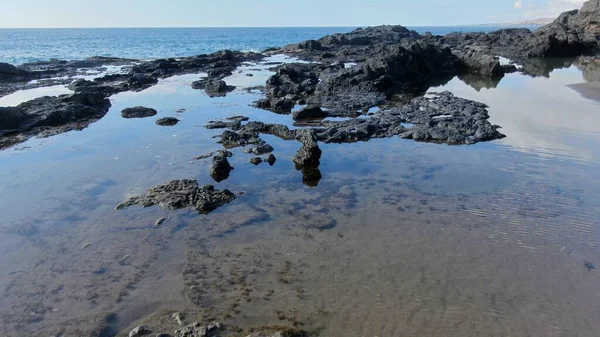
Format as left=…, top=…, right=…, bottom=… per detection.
left=0, top=57, right=599, bottom=336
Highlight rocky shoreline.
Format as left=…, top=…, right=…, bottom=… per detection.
left=1, top=1, right=599, bottom=336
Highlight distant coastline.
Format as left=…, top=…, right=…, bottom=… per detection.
left=481, top=17, right=554, bottom=27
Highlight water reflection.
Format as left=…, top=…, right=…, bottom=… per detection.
left=0, top=57, right=600, bottom=336
left=433, top=59, right=600, bottom=163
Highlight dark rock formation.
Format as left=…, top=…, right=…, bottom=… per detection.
left=192, top=78, right=235, bottom=97
left=0, top=62, right=30, bottom=81
left=315, top=91, right=504, bottom=145
left=121, top=106, right=158, bottom=119
left=292, top=106, right=326, bottom=120
left=293, top=129, right=322, bottom=167
left=156, top=117, right=180, bottom=126
left=250, top=157, right=263, bottom=165
left=0, top=93, right=111, bottom=149
left=293, top=129, right=323, bottom=187
left=210, top=152, right=233, bottom=182
left=266, top=154, right=277, bottom=166
left=246, top=144, right=274, bottom=155
left=116, top=180, right=236, bottom=214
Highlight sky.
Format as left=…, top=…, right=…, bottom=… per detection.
left=0, top=0, right=589, bottom=28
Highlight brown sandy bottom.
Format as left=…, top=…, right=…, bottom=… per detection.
left=2, top=62, right=600, bottom=337
left=2, top=144, right=600, bottom=337
left=126, top=167, right=598, bottom=336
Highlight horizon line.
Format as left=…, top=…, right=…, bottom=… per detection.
left=0, top=22, right=538, bottom=29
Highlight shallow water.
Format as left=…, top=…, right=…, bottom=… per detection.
left=0, top=57, right=599, bottom=337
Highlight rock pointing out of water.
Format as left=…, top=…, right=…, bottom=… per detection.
left=121, top=106, right=158, bottom=118
left=293, top=129, right=322, bottom=167
left=156, top=117, right=179, bottom=126
left=210, top=152, right=233, bottom=182
left=116, top=179, right=236, bottom=214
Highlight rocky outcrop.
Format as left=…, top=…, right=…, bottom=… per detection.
left=0, top=62, right=30, bottom=81
left=116, top=180, right=236, bottom=214
left=293, top=129, right=322, bottom=167
left=0, top=93, right=111, bottom=149
left=292, top=106, right=326, bottom=120
left=156, top=117, right=180, bottom=126
left=210, top=152, right=233, bottom=182
left=121, top=106, right=158, bottom=118
left=192, top=78, right=235, bottom=97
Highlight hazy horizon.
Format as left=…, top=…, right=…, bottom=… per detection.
left=0, top=0, right=586, bottom=29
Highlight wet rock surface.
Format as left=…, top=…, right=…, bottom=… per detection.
left=122, top=106, right=158, bottom=119
left=116, top=179, right=236, bottom=214
left=0, top=93, right=111, bottom=149
left=192, top=78, right=236, bottom=97
left=156, top=117, right=180, bottom=126
left=210, top=152, right=234, bottom=182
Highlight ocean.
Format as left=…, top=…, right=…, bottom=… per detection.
left=0, top=26, right=538, bottom=65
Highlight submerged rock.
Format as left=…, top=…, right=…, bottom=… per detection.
left=121, top=106, right=158, bottom=118
left=174, top=321, right=221, bottom=337
left=156, top=117, right=180, bottom=126
left=116, top=179, right=236, bottom=214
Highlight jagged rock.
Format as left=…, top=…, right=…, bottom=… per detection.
left=116, top=180, right=236, bottom=214
left=250, top=157, right=263, bottom=165
left=174, top=321, right=221, bottom=337
left=210, top=153, right=233, bottom=182
left=121, top=106, right=158, bottom=118
left=129, top=325, right=152, bottom=337
left=266, top=154, right=277, bottom=166
left=192, top=78, right=235, bottom=97
left=156, top=117, right=180, bottom=126
left=293, top=129, right=322, bottom=167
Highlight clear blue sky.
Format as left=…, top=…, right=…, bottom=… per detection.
left=0, top=0, right=587, bottom=28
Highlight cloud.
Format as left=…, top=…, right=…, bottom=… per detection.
left=515, top=1, right=523, bottom=9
